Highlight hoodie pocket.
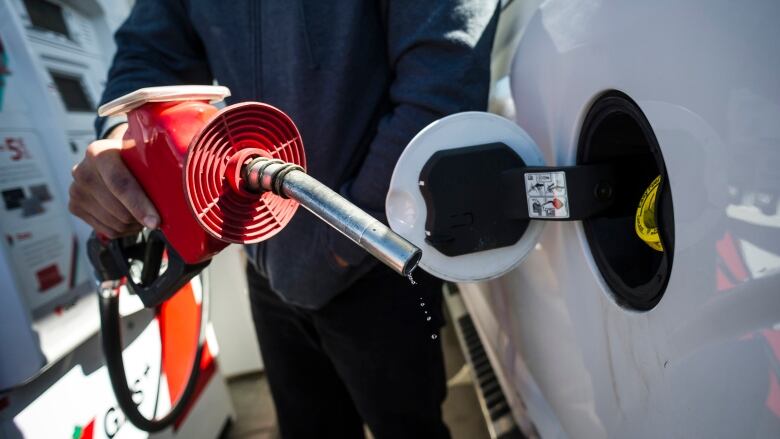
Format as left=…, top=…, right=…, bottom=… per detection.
left=246, top=242, right=269, bottom=278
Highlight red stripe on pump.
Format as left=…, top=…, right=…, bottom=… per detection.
left=158, top=282, right=217, bottom=430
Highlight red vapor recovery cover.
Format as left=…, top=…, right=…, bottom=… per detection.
left=120, top=100, right=306, bottom=265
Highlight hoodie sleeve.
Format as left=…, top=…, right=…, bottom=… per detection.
left=328, top=0, right=500, bottom=264
left=94, top=0, right=213, bottom=138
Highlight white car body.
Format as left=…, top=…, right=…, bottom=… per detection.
left=461, top=1, right=780, bottom=437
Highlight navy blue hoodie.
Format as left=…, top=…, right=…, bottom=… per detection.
left=97, top=0, right=499, bottom=308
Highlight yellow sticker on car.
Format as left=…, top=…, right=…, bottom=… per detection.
left=635, top=175, right=664, bottom=252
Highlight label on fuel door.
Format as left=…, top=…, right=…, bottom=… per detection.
left=525, top=171, right=570, bottom=219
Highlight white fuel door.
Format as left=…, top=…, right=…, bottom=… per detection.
left=387, top=112, right=548, bottom=282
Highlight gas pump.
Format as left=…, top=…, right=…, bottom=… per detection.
left=0, top=0, right=126, bottom=395
left=0, top=2, right=237, bottom=438
left=86, top=85, right=421, bottom=432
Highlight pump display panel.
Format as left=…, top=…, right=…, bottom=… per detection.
left=49, top=71, right=93, bottom=112
left=22, top=0, right=70, bottom=40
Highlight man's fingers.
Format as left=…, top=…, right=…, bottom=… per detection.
left=91, top=145, right=159, bottom=229
left=70, top=184, right=136, bottom=229
left=70, top=203, right=124, bottom=239
left=70, top=135, right=156, bottom=237
left=74, top=179, right=137, bottom=226
left=83, top=196, right=141, bottom=235
left=331, top=252, right=350, bottom=269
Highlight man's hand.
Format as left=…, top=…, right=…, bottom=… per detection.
left=69, top=124, right=159, bottom=238
left=332, top=252, right=349, bottom=269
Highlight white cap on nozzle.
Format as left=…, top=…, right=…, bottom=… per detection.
left=98, top=85, right=231, bottom=117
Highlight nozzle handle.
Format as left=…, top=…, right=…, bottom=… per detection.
left=87, top=231, right=209, bottom=308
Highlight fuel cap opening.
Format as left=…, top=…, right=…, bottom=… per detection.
left=578, top=91, right=675, bottom=311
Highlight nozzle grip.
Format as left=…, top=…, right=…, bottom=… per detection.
left=87, top=231, right=210, bottom=308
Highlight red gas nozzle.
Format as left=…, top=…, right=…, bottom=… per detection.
left=110, top=86, right=419, bottom=276
left=187, top=103, right=421, bottom=277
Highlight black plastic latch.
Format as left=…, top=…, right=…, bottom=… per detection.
left=87, top=231, right=210, bottom=308
left=419, top=143, right=529, bottom=257
left=419, top=142, right=632, bottom=257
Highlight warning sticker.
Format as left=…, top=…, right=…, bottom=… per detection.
left=525, top=171, right=569, bottom=219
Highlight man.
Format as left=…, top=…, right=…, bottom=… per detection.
left=69, top=1, right=498, bottom=437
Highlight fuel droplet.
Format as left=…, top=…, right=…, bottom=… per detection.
left=426, top=316, right=432, bottom=321
left=420, top=302, right=425, bottom=307
left=431, top=334, right=438, bottom=340
left=407, top=272, right=417, bottom=285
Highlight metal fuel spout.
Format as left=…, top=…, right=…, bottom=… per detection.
left=243, top=158, right=422, bottom=277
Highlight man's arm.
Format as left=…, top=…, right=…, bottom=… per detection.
left=330, top=0, right=500, bottom=264
left=71, top=0, right=211, bottom=236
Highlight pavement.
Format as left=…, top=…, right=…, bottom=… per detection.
left=223, top=306, right=489, bottom=439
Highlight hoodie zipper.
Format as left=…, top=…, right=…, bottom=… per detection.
left=251, top=0, right=263, bottom=98
left=297, top=0, right=318, bottom=69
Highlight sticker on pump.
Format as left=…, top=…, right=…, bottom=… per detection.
left=525, top=171, right=569, bottom=218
